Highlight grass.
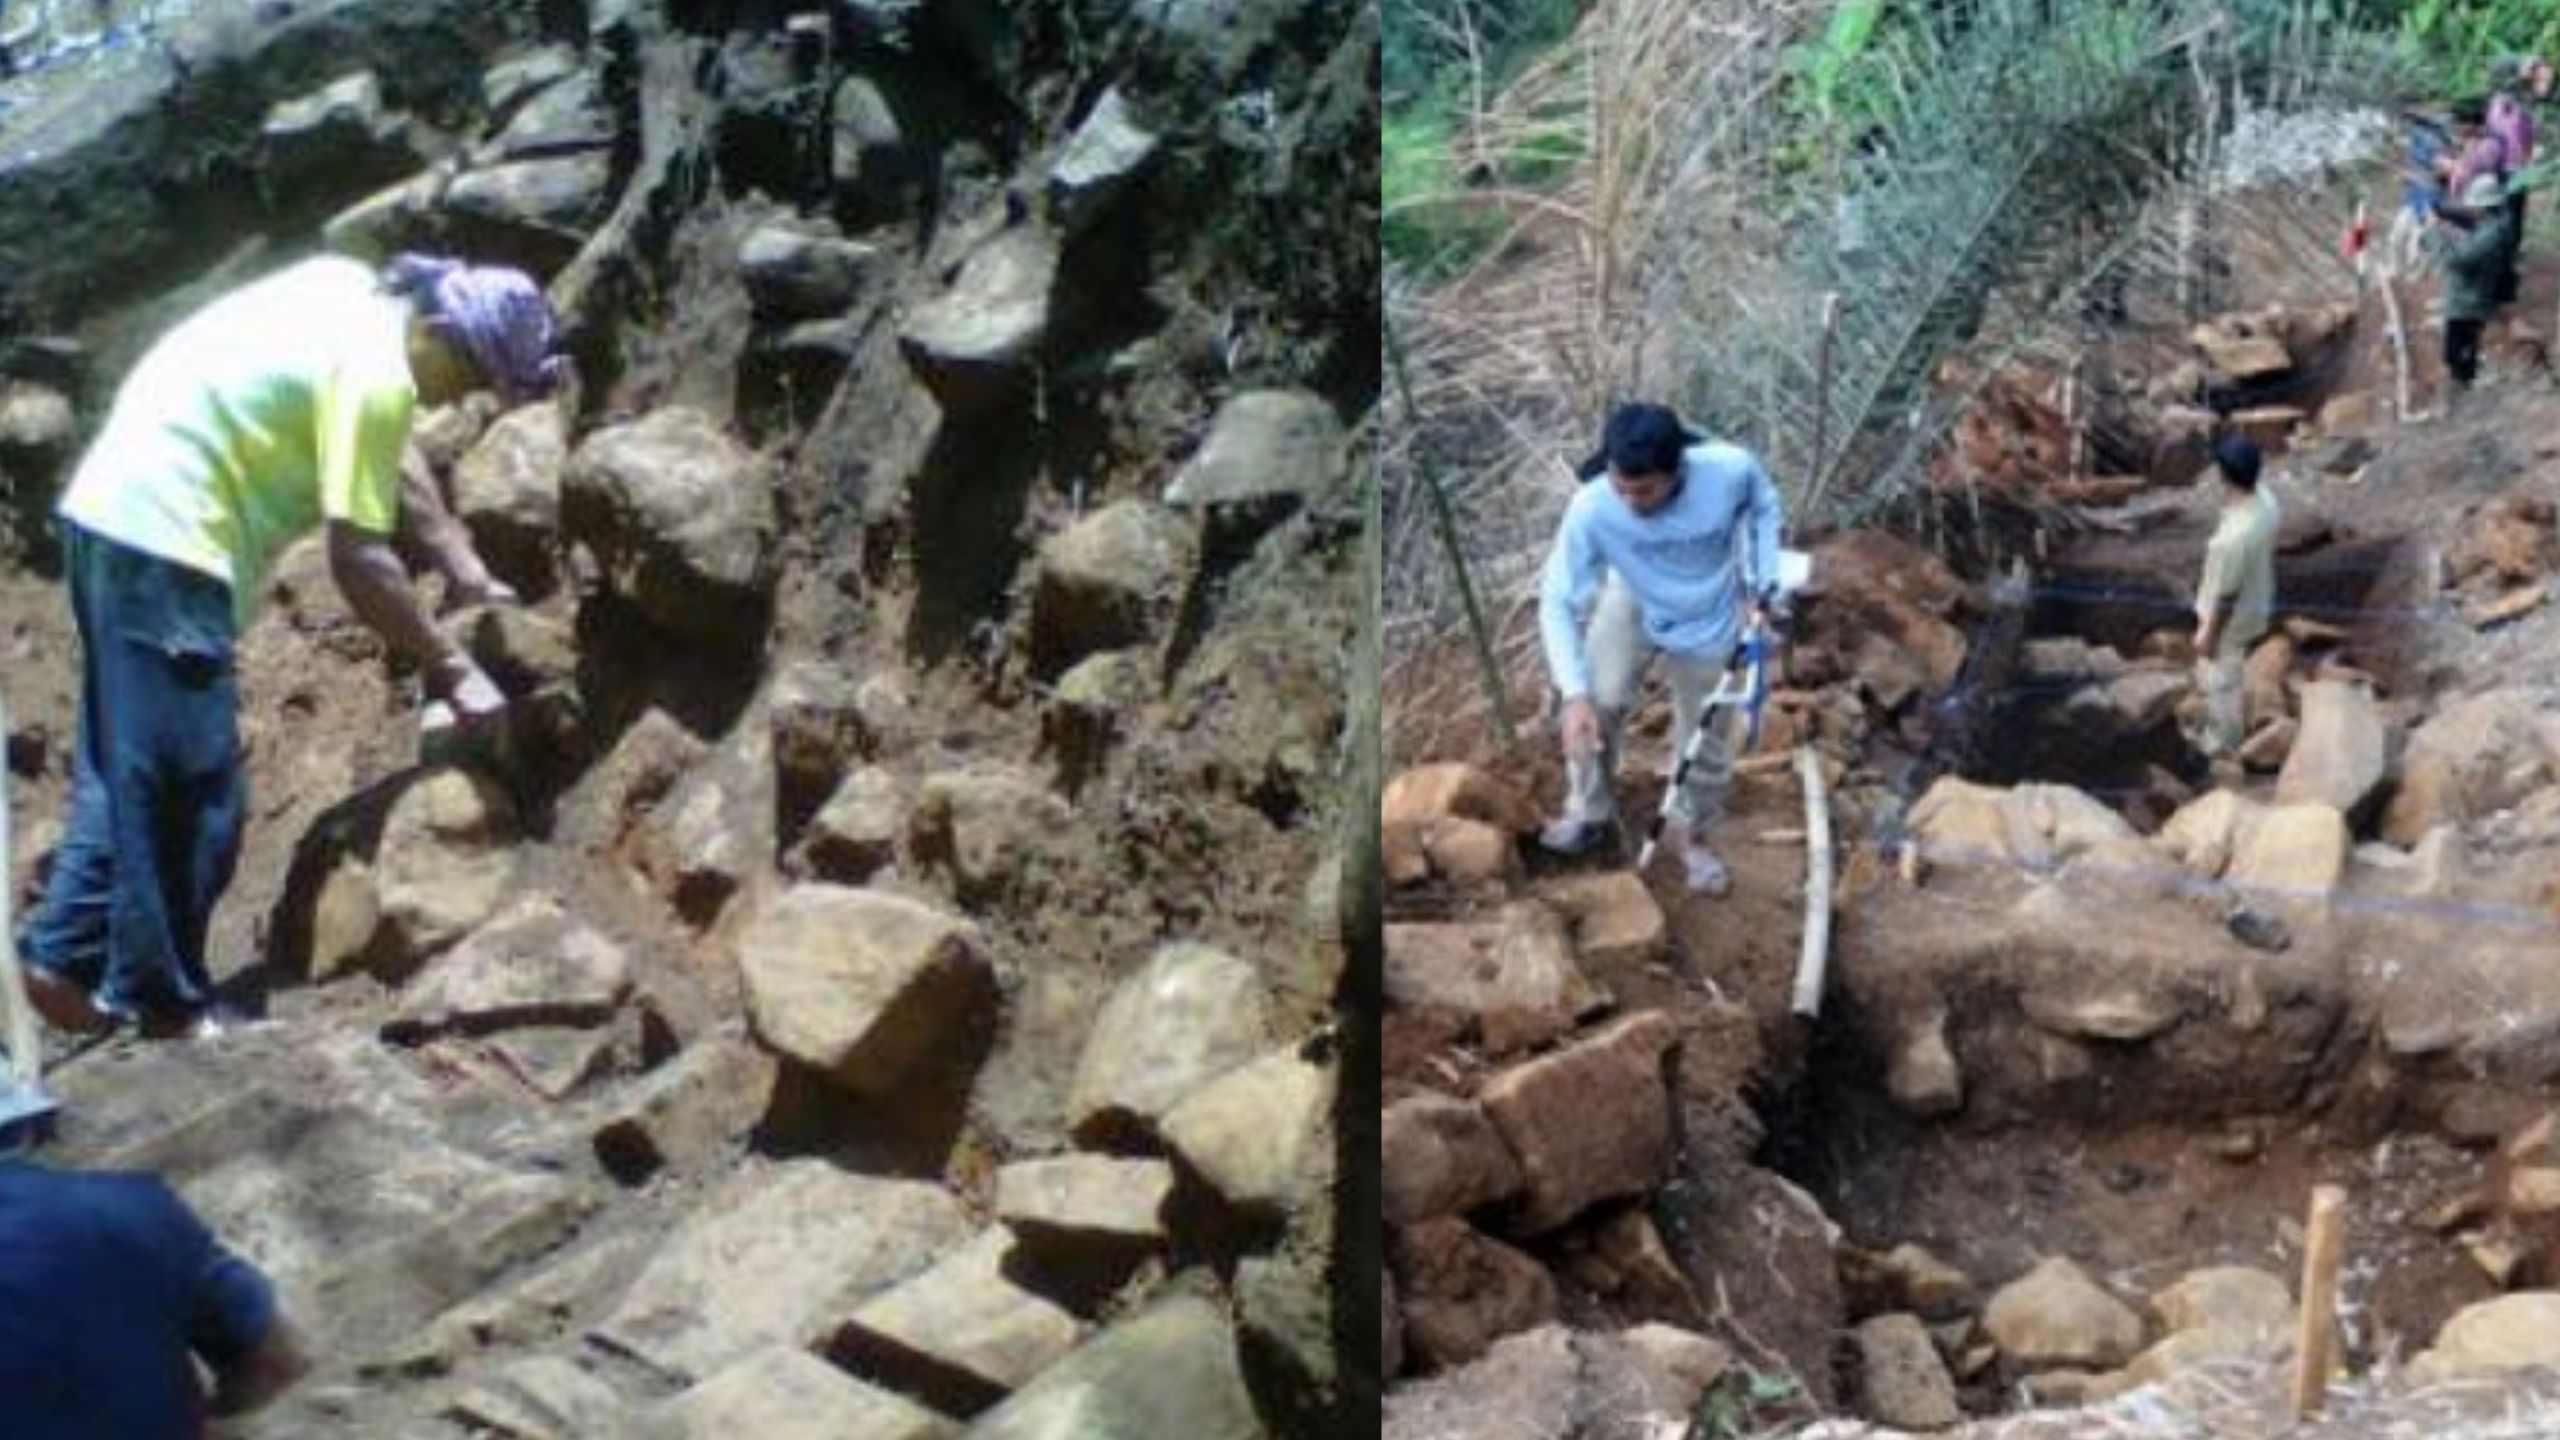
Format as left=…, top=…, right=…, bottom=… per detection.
left=1384, top=103, right=1506, bottom=280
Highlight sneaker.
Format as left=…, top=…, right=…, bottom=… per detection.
left=20, top=964, right=115, bottom=1038
left=1538, top=817, right=1610, bottom=857
left=138, top=1003, right=249, bottom=1043
left=1680, top=839, right=1732, bottom=897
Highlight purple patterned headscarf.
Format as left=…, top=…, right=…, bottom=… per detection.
left=383, top=253, right=566, bottom=402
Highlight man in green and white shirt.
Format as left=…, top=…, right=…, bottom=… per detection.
left=22, top=252, right=560, bottom=1040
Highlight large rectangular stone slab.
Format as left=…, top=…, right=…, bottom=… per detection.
left=646, top=1346, right=956, bottom=1440
left=960, top=1294, right=1259, bottom=1440
left=48, top=1031, right=597, bottom=1358
left=598, top=1158, right=972, bottom=1382
left=827, top=1225, right=1084, bottom=1417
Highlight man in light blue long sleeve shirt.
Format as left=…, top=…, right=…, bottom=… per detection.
left=1538, top=403, right=1783, bottom=895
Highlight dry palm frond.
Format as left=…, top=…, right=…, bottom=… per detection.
left=1383, top=0, right=2401, bottom=765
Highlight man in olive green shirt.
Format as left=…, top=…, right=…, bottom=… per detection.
left=2191, top=434, right=2279, bottom=761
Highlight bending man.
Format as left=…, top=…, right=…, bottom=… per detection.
left=1, top=1158, right=309, bottom=1436
left=1537, top=402, right=1783, bottom=896
left=20, top=253, right=559, bottom=1040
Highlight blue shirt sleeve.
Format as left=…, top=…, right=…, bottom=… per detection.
left=1744, top=454, right=1785, bottom=600
left=189, top=1244, right=277, bottom=1369
left=130, top=1178, right=274, bottom=1368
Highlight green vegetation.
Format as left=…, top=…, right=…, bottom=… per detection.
left=1384, top=108, right=1500, bottom=280
left=1382, top=0, right=1586, bottom=276
left=2380, top=0, right=2560, bottom=94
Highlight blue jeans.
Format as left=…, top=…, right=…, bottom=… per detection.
left=20, top=524, right=243, bottom=1020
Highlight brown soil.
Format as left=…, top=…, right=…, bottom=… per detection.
left=1389, top=227, right=2560, bottom=1426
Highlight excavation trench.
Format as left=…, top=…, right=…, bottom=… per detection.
left=1723, top=519, right=2551, bottom=1412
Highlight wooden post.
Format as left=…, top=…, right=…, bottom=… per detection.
left=1809, top=292, right=1842, bottom=507
left=1384, top=310, right=1516, bottom=747
left=1790, top=745, right=1835, bottom=1018
left=2291, top=1184, right=2348, bottom=1418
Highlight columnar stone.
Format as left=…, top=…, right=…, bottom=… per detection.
left=1068, top=942, right=1269, bottom=1145
left=737, top=885, right=996, bottom=1096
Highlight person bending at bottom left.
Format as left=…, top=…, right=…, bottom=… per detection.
left=0, top=1158, right=308, bottom=1437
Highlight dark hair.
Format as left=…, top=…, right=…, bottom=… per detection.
left=2211, top=433, right=2261, bottom=490
left=1575, top=402, right=1693, bottom=481
left=2453, top=95, right=2490, bottom=126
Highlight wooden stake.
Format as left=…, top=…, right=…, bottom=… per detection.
left=1790, top=745, right=1835, bottom=1019
left=2292, top=1184, right=2348, bottom=1418
left=0, top=683, right=38, bottom=1091
left=2378, top=272, right=2413, bottom=423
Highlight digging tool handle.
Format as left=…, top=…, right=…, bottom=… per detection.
left=2292, top=1184, right=2347, bottom=1417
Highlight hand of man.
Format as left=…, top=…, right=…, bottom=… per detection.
left=431, top=653, right=507, bottom=722
left=1560, top=696, right=1601, bottom=757
left=451, top=576, right=521, bottom=609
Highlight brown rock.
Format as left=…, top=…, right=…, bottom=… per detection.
left=1382, top=763, right=1538, bottom=834
left=2318, top=390, right=2378, bottom=434
left=2198, top=332, right=2293, bottom=384
left=1383, top=903, right=1606, bottom=1051
left=737, top=885, right=997, bottom=1096
left=2505, top=1167, right=2560, bottom=1215
left=993, top=1155, right=1173, bottom=1253
left=2242, top=633, right=2295, bottom=730
left=650, top=1347, right=953, bottom=1440
left=2382, top=689, right=2560, bottom=844
left=1390, top=1218, right=1561, bottom=1371
left=1382, top=1093, right=1524, bottom=1225
left=825, top=1226, right=1083, bottom=1416
left=2466, top=583, right=2547, bottom=630
left=2448, top=491, right=2558, bottom=590
left=1983, top=1257, right=2144, bottom=1371
left=2227, top=405, right=2306, bottom=454
left=2226, top=803, right=2348, bottom=904
left=1478, top=1012, right=1678, bottom=1233
left=1420, top=816, right=1514, bottom=884
left=1159, top=1046, right=1331, bottom=1217
left=2150, top=1266, right=2293, bottom=1341
left=1563, top=1206, right=1696, bottom=1313
left=1534, top=870, right=1666, bottom=970
left=2274, top=679, right=2386, bottom=815
left=590, top=1027, right=779, bottom=1183
left=2238, top=717, right=2297, bottom=772
left=1384, top=820, right=1429, bottom=888
left=2413, top=1293, right=2560, bottom=1379
left=1855, top=1313, right=1962, bottom=1431
left=1880, top=1243, right=1977, bottom=1320
left=375, top=768, right=521, bottom=967
left=797, top=765, right=904, bottom=883
left=1068, top=942, right=1269, bottom=1144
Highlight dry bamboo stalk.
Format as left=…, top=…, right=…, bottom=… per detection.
left=1791, top=744, right=1835, bottom=1019
left=2294, top=1184, right=2349, bottom=1418
left=0, top=683, right=37, bottom=1091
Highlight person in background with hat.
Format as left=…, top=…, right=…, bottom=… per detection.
left=2189, top=433, right=2279, bottom=767
left=17, top=252, right=564, bottom=1042
left=2435, top=167, right=2519, bottom=403
left=1536, top=402, right=1784, bottom=897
